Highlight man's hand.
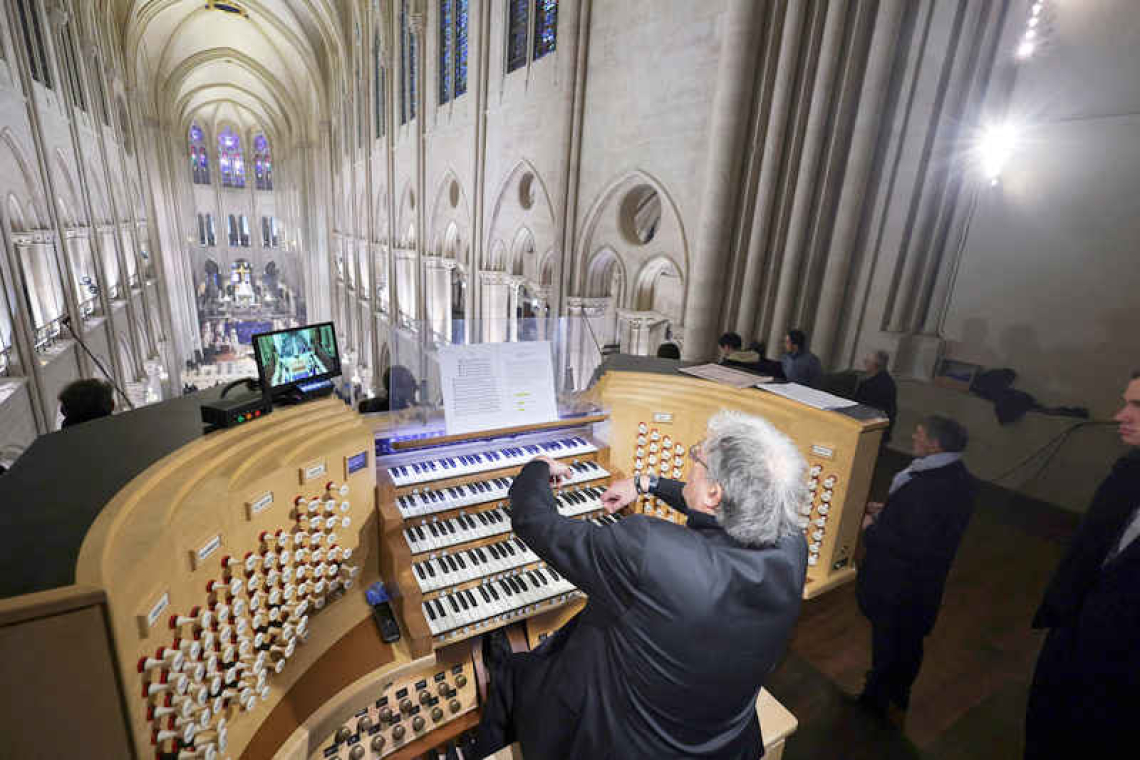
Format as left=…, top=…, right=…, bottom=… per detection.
left=533, top=456, right=572, bottom=486
left=601, top=478, right=638, bottom=514
left=862, top=501, right=884, bottom=529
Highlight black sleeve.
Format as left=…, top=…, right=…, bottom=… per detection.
left=864, top=478, right=972, bottom=571
left=510, top=461, right=646, bottom=614
left=652, top=477, right=691, bottom=516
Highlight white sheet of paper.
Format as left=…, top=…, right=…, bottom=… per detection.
left=757, top=382, right=858, bottom=410
left=438, top=342, right=559, bottom=435
left=678, top=363, right=770, bottom=388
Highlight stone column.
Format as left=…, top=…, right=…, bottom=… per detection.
left=680, top=0, right=764, bottom=359
left=506, top=276, right=524, bottom=342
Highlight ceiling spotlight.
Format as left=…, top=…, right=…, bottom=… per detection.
left=1031, top=2, right=1043, bottom=15
left=1024, top=29, right=1037, bottom=41
left=977, top=122, right=1020, bottom=183
left=1028, top=17, right=1039, bottom=28
left=1017, top=40, right=1035, bottom=59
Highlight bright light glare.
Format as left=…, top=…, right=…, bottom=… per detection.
left=977, top=122, right=1020, bottom=182
left=1025, top=29, right=1037, bottom=41
left=1028, top=17, right=1039, bottom=28
left=1032, top=2, right=1043, bottom=15
left=1017, top=41, right=1036, bottom=59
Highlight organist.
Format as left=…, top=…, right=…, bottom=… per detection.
left=472, top=410, right=809, bottom=759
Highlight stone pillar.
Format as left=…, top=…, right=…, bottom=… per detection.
left=680, top=0, right=764, bottom=359
left=506, top=276, right=524, bottom=342
left=423, top=256, right=455, bottom=343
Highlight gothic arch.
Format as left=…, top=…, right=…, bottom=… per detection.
left=429, top=170, right=471, bottom=266
left=485, top=159, right=556, bottom=270
left=0, top=128, right=49, bottom=227
left=633, top=255, right=684, bottom=319
left=509, top=227, right=534, bottom=277
left=585, top=247, right=626, bottom=301
left=575, top=170, right=689, bottom=319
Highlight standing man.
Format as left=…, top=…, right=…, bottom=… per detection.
left=472, top=411, right=808, bottom=759
left=1025, top=372, right=1140, bottom=758
left=854, top=350, right=898, bottom=443
left=856, top=415, right=975, bottom=717
left=780, top=329, right=823, bottom=388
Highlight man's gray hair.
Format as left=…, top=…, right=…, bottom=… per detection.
left=704, top=410, right=806, bottom=547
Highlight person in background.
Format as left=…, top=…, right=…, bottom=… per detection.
left=1024, top=371, right=1140, bottom=759
left=854, top=350, right=898, bottom=443
left=656, top=342, right=681, bottom=359
left=381, top=365, right=418, bottom=411
left=856, top=415, right=975, bottom=719
left=58, top=378, right=115, bottom=428
left=780, top=329, right=823, bottom=388
left=472, top=411, right=808, bottom=759
left=717, top=332, right=760, bottom=364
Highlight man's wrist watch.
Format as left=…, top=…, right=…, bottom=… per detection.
left=636, top=474, right=659, bottom=496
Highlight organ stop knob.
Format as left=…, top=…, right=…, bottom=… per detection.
left=392, top=724, right=406, bottom=740
left=412, top=716, right=425, bottom=731
left=349, top=745, right=366, bottom=760
left=371, top=734, right=386, bottom=752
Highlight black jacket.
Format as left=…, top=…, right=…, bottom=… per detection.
left=853, top=371, right=898, bottom=442
left=507, top=462, right=807, bottom=759
left=857, top=460, right=976, bottom=631
left=1030, top=452, right=1140, bottom=694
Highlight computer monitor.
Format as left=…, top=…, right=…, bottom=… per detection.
left=252, top=322, right=341, bottom=398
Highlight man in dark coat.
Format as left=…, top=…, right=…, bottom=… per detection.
left=1024, top=372, right=1140, bottom=758
left=853, top=350, right=898, bottom=443
left=856, top=415, right=976, bottom=716
left=472, top=411, right=809, bottom=759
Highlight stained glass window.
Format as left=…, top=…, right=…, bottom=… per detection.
left=534, top=0, right=558, bottom=60
left=439, top=0, right=453, bottom=104
left=400, top=0, right=417, bottom=124
left=189, top=124, right=211, bottom=185
left=218, top=127, right=245, bottom=189
left=227, top=214, right=238, bottom=246
left=62, top=23, right=86, bottom=111
left=206, top=214, right=216, bottom=246
left=239, top=215, right=250, bottom=247
left=15, top=0, right=52, bottom=89
left=454, top=0, right=469, bottom=97
left=507, top=0, right=529, bottom=73
left=254, top=133, right=273, bottom=191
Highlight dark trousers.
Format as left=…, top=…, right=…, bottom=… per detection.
left=471, top=657, right=517, bottom=759
left=861, top=603, right=928, bottom=710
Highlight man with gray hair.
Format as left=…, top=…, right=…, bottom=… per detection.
left=856, top=414, right=976, bottom=719
left=471, top=410, right=808, bottom=759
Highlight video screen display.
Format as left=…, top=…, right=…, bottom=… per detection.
left=253, top=322, right=340, bottom=390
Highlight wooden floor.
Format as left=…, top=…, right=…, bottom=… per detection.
left=765, top=449, right=1083, bottom=759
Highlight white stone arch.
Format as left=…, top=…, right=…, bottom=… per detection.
left=574, top=169, right=689, bottom=319
left=485, top=159, right=556, bottom=270
left=429, top=169, right=471, bottom=267
left=488, top=239, right=507, bottom=271
left=539, top=249, right=556, bottom=287
left=396, top=181, right=416, bottom=246
left=0, top=129, right=49, bottom=227
left=54, top=152, right=85, bottom=226
left=508, top=227, right=534, bottom=277
left=374, top=188, right=389, bottom=239
left=584, top=246, right=626, bottom=301
left=6, top=194, right=30, bottom=232
left=633, top=255, right=684, bottom=321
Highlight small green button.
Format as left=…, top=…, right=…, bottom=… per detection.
left=237, top=415, right=244, bottom=422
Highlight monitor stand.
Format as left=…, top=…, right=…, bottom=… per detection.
left=272, top=378, right=335, bottom=406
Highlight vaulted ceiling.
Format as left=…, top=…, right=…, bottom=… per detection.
left=105, top=0, right=351, bottom=144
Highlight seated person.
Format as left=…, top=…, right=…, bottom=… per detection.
left=472, top=410, right=808, bottom=759
left=716, top=332, right=759, bottom=364
left=780, top=329, right=823, bottom=388
left=59, top=378, right=115, bottom=428
left=655, top=342, right=681, bottom=359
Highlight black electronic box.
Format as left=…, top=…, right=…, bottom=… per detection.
left=200, top=394, right=273, bottom=428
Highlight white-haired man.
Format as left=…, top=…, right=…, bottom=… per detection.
left=471, top=411, right=808, bottom=759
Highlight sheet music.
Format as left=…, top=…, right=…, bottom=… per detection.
left=757, top=382, right=858, bottom=410
left=438, top=342, right=559, bottom=435
left=678, top=363, right=772, bottom=388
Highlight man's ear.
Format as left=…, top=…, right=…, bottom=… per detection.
left=706, top=481, right=724, bottom=512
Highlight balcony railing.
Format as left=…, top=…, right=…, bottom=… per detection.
left=34, top=317, right=65, bottom=353
left=78, top=295, right=99, bottom=319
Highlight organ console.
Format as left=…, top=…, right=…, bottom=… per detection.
left=0, top=356, right=882, bottom=759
